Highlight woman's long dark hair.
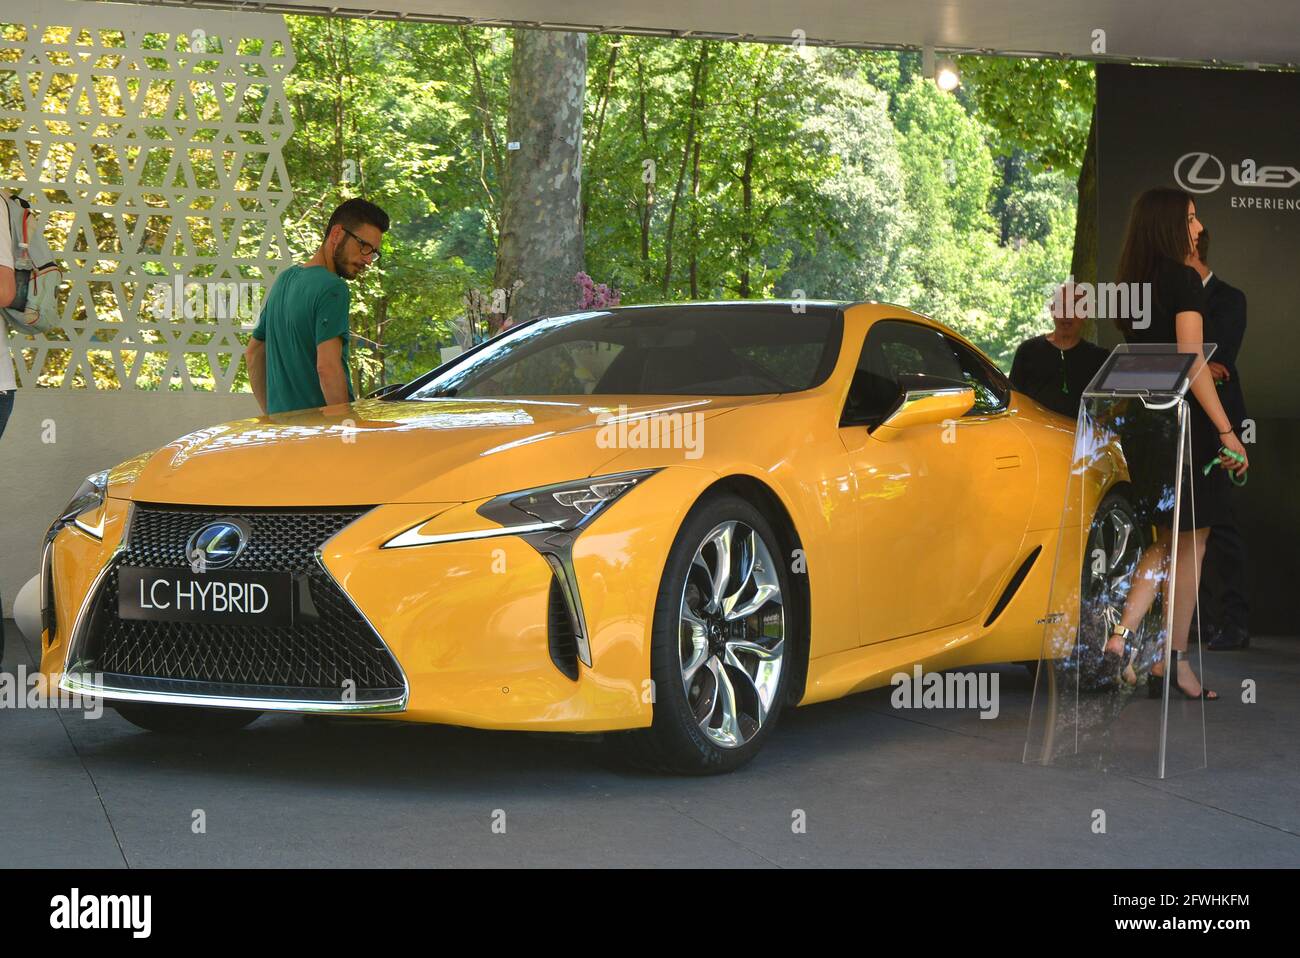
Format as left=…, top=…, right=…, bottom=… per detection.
left=1115, top=187, right=1195, bottom=341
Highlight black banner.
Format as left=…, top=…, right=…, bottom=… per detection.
left=1096, top=64, right=1300, bottom=634
left=0, top=869, right=1283, bottom=941
left=1097, top=63, right=1300, bottom=420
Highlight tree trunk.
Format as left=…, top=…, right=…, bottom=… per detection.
left=1072, top=105, right=1099, bottom=338
left=736, top=58, right=765, bottom=300
left=458, top=27, right=505, bottom=246
left=636, top=51, right=653, bottom=272
left=493, top=29, right=587, bottom=325
left=662, top=44, right=709, bottom=296
left=330, top=20, right=344, bottom=187
left=689, top=137, right=702, bottom=298
left=581, top=39, right=620, bottom=234
left=375, top=295, right=389, bottom=388
left=738, top=124, right=757, bottom=298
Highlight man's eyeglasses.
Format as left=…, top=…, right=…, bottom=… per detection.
left=340, top=226, right=382, bottom=262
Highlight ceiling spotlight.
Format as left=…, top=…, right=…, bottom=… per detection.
left=935, top=58, right=960, bottom=91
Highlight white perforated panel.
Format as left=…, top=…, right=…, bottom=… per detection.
left=0, top=0, right=294, bottom=391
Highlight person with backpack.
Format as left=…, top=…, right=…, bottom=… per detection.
left=0, top=194, right=17, bottom=439
left=0, top=198, right=14, bottom=664
left=1, top=190, right=63, bottom=429
left=0, top=191, right=61, bottom=662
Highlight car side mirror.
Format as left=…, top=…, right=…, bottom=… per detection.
left=873, top=376, right=975, bottom=442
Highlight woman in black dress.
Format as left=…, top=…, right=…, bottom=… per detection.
left=1101, top=188, right=1248, bottom=700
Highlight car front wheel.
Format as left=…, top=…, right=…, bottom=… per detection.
left=620, top=493, right=794, bottom=774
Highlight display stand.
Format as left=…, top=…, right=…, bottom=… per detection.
left=1024, top=343, right=1215, bottom=778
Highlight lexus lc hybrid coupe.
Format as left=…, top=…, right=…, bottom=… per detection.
left=33, top=301, right=1129, bottom=773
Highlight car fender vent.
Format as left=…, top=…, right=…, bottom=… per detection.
left=984, top=545, right=1042, bottom=628
left=41, top=541, right=57, bottom=646
left=547, top=574, right=581, bottom=681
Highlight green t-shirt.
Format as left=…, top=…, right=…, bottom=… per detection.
left=251, top=264, right=355, bottom=414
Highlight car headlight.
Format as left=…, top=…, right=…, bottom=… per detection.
left=383, top=470, right=658, bottom=548
left=47, top=469, right=110, bottom=542
left=480, top=470, right=658, bottom=530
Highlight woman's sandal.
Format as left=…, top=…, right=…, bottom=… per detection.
left=1103, top=625, right=1140, bottom=686
left=1146, top=650, right=1218, bottom=700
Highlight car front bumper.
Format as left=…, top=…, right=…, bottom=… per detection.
left=38, top=472, right=706, bottom=732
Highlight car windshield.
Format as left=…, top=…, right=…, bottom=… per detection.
left=404, top=306, right=842, bottom=399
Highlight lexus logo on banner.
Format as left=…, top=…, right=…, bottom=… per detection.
left=1174, top=152, right=1225, bottom=193
left=1174, top=151, right=1300, bottom=193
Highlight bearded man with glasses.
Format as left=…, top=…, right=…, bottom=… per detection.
left=246, top=198, right=389, bottom=414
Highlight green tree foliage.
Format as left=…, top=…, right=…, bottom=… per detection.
left=320, top=35, right=1086, bottom=377
left=774, top=75, right=913, bottom=302
left=581, top=38, right=837, bottom=302
left=281, top=17, right=483, bottom=391
left=3, top=15, right=1092, bottom=390
left=955, top=56, right=1094, bottom=176
left=895, top=76, right=998, bottom=237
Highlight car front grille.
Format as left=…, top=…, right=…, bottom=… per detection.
left=70, top=505, right=406, bottom=707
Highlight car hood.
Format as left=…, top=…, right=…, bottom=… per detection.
left=116, top=395, right=766, bottom=507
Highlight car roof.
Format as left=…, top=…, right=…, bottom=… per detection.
left=589, top=300, right=848, bottom=319
left=575, top=300, right=974, bottom=351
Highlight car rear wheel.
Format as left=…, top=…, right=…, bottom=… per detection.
left=113, top=703, right=262, bottom=734
left=618, top=493, right=794, bottom=774
left=1079, top=489, right=1145, bottom=689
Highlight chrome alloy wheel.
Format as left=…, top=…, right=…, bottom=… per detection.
left=1085, top=501, right=1140, bottom=623
left=1082, top=496, right=1143, bottom=680
left=677, top=520, right=785, bottom=749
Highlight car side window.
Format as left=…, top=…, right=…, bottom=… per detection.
left=879, top=325, right=963, bottom=382
left=842, top=320, right=965, bottom=425
left=944, top=335, right=1010, bottom=415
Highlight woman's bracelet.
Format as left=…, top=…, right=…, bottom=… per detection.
left=1217, top=428, right=1234, bottom=436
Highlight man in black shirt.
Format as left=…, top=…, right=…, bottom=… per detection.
left=1010, top=282, right=1109, bottom=418
left=1189, top=229, right=1251, bottom=650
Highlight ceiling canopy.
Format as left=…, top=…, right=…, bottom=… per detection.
left=105, top=0, right=1300, bottom=66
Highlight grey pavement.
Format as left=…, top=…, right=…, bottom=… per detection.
left=2, top=619, right=1296, bottom=868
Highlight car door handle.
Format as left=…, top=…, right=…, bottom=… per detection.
left=994, top=455, right=1021, bottom=470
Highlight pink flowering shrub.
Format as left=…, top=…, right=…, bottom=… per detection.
left=574, top=271, right=622, bottom=310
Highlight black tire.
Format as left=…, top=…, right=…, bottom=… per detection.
left=113, top=702, right=262, bottom=734
left=1078, top=488, right=1145, bottom=690
left=616, top=493, right=797, bottom=775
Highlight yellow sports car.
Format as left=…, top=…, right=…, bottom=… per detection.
left=35, top=301, right=1130, bottom=773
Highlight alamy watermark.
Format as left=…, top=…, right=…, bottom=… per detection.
left=147, top=274, right=265, bottom=322
left=50, top=888, right=151, bottom=938
left=1053, top=277, right=1151, bottom=329
left=595, top=404, right=705, bottom=459
left=890, top=664, right=1000, bottom=719
left=0, top=666, right=104, bottom=718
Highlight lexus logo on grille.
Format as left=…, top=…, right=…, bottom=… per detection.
left=186, top=519, right=249, bottom=571
left=1174, top=152, right=1225, bottom=194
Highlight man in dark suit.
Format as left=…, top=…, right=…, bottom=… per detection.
left=1189, top=229, right=1250, bottom=650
